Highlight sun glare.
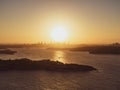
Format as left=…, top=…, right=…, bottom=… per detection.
left=51, top=25, right=68, bottom=42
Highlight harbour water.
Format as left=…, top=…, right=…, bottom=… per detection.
left=0, top=48, right=120, bottom=90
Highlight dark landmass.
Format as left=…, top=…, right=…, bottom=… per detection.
left=0, top=49, right=17, bottom=55
left=0, top=44, right=40, bottom=49
left=1, top=43, right=120, bottom=55
left=89, top=46, right=120, bottom=55
left=0, top=58, right=96, bottom=72
left=0, top=43, right=70, bottom=49
left=70, top=43, right=120, bottom=55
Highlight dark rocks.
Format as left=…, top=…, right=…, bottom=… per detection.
left=0, top=58, right=96, bottom=72
left=0, top=49, right=17, bottom=55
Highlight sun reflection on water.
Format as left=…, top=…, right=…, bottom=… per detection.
left=53, top=50, right=65, bottom=63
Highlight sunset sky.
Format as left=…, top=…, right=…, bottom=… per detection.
left=0, top=0, right=120, bottom=44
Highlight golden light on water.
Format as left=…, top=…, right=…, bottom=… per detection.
left=53, top=51, right=65, bottom=63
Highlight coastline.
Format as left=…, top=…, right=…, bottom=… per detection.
left=0, top=58, right=96, bottom=72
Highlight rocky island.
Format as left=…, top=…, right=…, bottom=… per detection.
left=0, top=49, right=17, bottom=55
left=0, top=58, right=96, bottom=72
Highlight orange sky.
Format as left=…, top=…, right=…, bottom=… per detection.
left=0, top=0, right=120, bottom=44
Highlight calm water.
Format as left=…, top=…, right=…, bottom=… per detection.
left=0, top=48, right=120, bottom=90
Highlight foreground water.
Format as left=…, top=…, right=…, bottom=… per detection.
left=0, top=48, right=120, bottom=90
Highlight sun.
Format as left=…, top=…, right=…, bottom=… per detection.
left=51, top=25, right=68, bottom=42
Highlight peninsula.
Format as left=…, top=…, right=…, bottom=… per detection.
left=0, top=49, right=17, bottom=55
left=0, top=58, right=96, bottom=72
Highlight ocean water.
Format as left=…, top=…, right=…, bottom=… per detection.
left=0, top=48, right=120, bottom=90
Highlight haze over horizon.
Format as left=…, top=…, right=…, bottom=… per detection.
left=0, top=0, right=120, bottom=44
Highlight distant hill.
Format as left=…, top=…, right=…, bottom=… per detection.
left=70, top=43, right=120, bottom=55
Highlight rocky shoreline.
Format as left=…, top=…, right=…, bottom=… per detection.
left=0, top=58, right=96, bottom=72
left=0, top=49, right=17, bottom=55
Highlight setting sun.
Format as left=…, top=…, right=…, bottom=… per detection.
left=51, top=25, right=68, bottom=42
left=0, top=0, right=120, bottom=90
